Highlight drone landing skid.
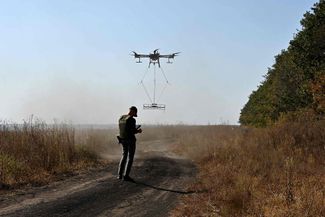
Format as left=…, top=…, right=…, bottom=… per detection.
left=143, top=103, right=166, bottom=110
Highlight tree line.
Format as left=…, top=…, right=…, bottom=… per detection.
left=240, top=0, right=325, bottom=127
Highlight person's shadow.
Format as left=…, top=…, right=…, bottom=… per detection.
left=133, top=180, right=203, bottom=195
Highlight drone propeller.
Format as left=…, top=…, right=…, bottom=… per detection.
left=167, top=52, right=180, bottom=59
left=130, top=51, right=140, bottom=57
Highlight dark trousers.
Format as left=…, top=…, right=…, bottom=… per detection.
left=118, top=139, right=136, bottom=177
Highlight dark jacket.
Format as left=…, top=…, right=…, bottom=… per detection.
left=119, top=115, right=137, bottom=140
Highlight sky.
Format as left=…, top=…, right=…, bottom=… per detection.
left=0, top=0, right=318, bottom=125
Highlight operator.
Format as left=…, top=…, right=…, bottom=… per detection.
left=117, top=106, right=142, bottom=182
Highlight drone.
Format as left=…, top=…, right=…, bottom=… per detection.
left=131, top=49, right=180, bottom=110
left=132, top=49, right=180, bottom=68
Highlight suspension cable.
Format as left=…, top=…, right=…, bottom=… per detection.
left=139, top=64, right=171, bottom=104
left=153, top=64, right=156, bottom=103
left=139, top=67, right=149, bottom=84
left=159, top=66, right=170, bottom=84
left=156, top=66, right=170, bottom=102
left=140, top=81, right=153, bottom=103
left=157, top=82, right=168, bottom=102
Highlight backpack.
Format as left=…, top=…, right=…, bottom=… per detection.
left=118, top=115, right=131, bottom=139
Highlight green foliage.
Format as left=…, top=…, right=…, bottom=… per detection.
left=0, top=153, right=26, bottom=184
left=240, top=0, right=325, bottom=126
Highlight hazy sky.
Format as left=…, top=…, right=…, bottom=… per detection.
left=0, top=0, right=317, bottom=124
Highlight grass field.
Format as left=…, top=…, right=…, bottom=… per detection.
left=0, top=118, right=114, bottom=188
left=0, top=120, right=182, bottom=189
left=1, top=119, right=324, bottom=217
left=172, top=122, right=325, bottom=217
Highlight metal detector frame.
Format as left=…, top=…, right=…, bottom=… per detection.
left=143, top=103, right=166, bottom=110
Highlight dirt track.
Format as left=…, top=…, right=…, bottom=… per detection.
left=0, top=140, right=196, bottom=217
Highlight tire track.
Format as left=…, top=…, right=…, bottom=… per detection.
left=0, top=155, right=196, bottom=217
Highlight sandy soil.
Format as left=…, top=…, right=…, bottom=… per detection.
left=0, top=139, right=196, bottom=217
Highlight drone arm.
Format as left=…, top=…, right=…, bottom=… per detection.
left=132, top=51, right=150, bottom=58
left=159, top=55, right=173, bottom=58
left=159, top=52, right=180, bottom=58
left=137, top=54, right=150, bottom=58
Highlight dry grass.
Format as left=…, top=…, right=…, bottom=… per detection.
left=0, top=118, right=112, bottom=189
left=75, top=127, right=119, bottom=159
left=172, top=122, right=325, bottom=217
left=0, top=121, right=195, bottom=189
left=1, top=118, right=324, bottom=216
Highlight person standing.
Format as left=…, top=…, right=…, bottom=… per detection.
left=117, top=106, right=142, bottom=182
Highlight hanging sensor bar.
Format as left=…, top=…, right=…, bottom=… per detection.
left=143, top=103, right=166, bottom=110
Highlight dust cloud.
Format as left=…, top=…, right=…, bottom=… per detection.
left=14, top=77, right=238, bottom=125
left=19, top=79, right=129, bottom=124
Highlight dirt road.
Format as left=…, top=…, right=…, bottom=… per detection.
left=0, top=140, right=196, bottom=217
